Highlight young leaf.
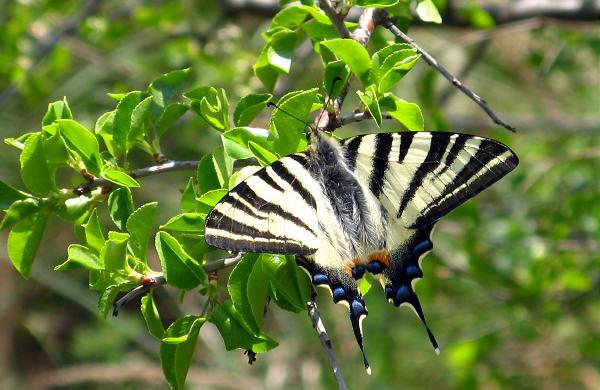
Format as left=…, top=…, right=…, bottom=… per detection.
left=160, top=213, right=205, bottom=233
left=416, top=0, right=442, bottom=24
left=185, top=87, right=230, bottom=131
left=269, top=89, right=318, bottom=156
left=103, top=169, right=140, bottom=188
left=149, top=68, right=190, bottom=109
left=42, top=130, right=71, bottom=168
left=222, top=127, right=272, bottom=161
left=211, top=146, right=233, bottom=187
left=19, top=133, right=53, bottom=196
left=54, top=194, right=94, bottom=221
left=157, top=103, right=188, bottom=138
left=228, top=253, right=261, bottom=333
left=113, top=91, right=148, bottom=153
left=42, top=97, right=73, bottom=126
left=267, top=29, right=301, bottom=74
left=160, top=315, right=204, bottom=390
left=55, top=244, right=101, bottom=271
left=379, top=93, right=424, bottom=131
left=108, top=187, right=134, bottom=231
left=209, top=301, right=278, bottom=353
left=7, top=212, right=48, bottom=278
left=261, top=254, right=310, bottom=312
left=0, top=180, right=29, bottom=211
left=320, top=39, right=372, bottom=85
left=0, top=198, right=38, bottom=231
left=100, top=231, right=130, bottom=271
left=84, top=208, right=107, bottom=253
left=357, top=85, right=383, bottom=127
left=248, top=141, right=278, bottom=166
left=127, top=95, right=154, bottom=148
left=197, top=153, right=221, bottom=194
left=253, top=47, right=279, bottom=92
left=155, top=232, right=205, bottom=290
left=141, top=292, right=165, bottom=339
left=57, top=119, right=103, bottom=175
left=126, top=202, right=159, bottom=260
left=233, top=94, right=272, bottom=127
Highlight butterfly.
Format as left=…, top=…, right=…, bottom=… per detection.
left=204, top=124, right=518, bottom=373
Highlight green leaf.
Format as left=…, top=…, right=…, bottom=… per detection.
left=212, top=146, right=233, bottom=187
left=209, top=301, right=278, bottom=353
left=0, top=182, right=31, bottom=212
left=269, top=89, right=318, bottom=155
left=103, top=169, right=140, bottom=188
left=379, top=93, right=424, bottom=131
left=416, top=0, right=442, bottom=23
left=196, top=189, right=227, bottom=214
left=155, top=232, right=205, bottom=290
left=378, top=52, right=420, bottom=93
left=228, top=166, right=261, bottom=190
left=247, top=256, right=270, bottom=329
left=100, top=231, right=130, bottom=271
left=355, top=0, right=399, bottom=6
left=55, top=244, right=101, bottom=270
left=324, top=60, right=351, bottom=100
left=126, top=202, right=158, bottom=260
left=149, top=68, right=190, bottom=109
left=267, top=29, right=301, bottom=74
left=359, top=272, right=374, bottom=295
left=19, top=133, right=53, bottom=196
left=228, top=253, right=261, bottom=333
left=320, top=39, right=372, bottom=85
left=57, top=119, right=103, bottom=175
left=127, top=95, right=154, bottom=148
left=1, top=198, right=40, bottom=232
left=141, top=292, right=165, bottom=339
left=157, top=103, right=188, bottom=138
left=261, top=254, right=310, bottom=312
left=42, top=127, right=71, bottom=168
left=98, top=285, right=122, bottom=318
left=185, top=87, right=230, bottom=131
left=7, top=212, right=48, bottom=278
left=54, top=194, right=94, bottom=221
left=113, top=91, right=148, bottom=153
left=160, top=315, right=204, bottom=390
left=357, top=85, right=383, bottom=127
left=253, top=47, right=279, bottom=92
left=160, top=213, right=205, bottom=233
left=180, top=178, right=198, bottom=213
left=42, top=97, right=73, bottom=126
left=233, top=94, right=273, bottom=127
left=248, top=141, right=278, bottom=166
left=461, top=3, right=495, bottom=29
left=272, top=5, right=331, bottom=28
left=108, top=187, right=134, bottom=231
left=222, top=127, right=272, bottom=160
left=84, top=208, right=106, bottom=253
left=197, top=153, right=221, bottom=194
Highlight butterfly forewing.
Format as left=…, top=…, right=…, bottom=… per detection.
left=205, top=153, right=321, bottom=255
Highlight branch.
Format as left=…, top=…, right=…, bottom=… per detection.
left=112, top=252, right=245, bottom=315
left=307, top=295, right=347, bottom=390
left=339, top=111, right=393, bottom=126
left=75, top=160, right=199, bottom=194
left=382, top=17, right=516, bottom=132
left=318, top=0, right=351, bottom=38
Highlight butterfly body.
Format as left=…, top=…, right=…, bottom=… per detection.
left=205, top=128, right=518, bottom=371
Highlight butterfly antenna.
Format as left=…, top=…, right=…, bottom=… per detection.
left=315, top=76, right=343, bottom=130
left=266, top=101, right=318, bottom=138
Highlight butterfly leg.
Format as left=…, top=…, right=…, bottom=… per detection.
left=297, top=256, right=371, bottom=374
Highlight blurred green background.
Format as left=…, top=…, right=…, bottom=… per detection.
left=0, top=1, right=598, bottom=389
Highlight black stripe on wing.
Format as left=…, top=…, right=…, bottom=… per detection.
left=410, top=138, right=518, bottom=228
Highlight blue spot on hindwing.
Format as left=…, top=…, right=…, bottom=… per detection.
left=312, top=273, right=329, bottom=285
left=366, top=261, right=384, bottom=274
left=332, top=287, right=346, bottom=302
left=394, top=285, right=412, bottom=306
left=351, top=299, right=367, bottom=317
left=413, top=240, right=433, bottom=257
left=406, top=265, right=423, bottom=279
left=352, top=265, right=366, bottom=279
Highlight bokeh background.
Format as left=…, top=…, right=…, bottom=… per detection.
left=0, top=1, right=598, bottom=389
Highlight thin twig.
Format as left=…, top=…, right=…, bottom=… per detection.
left=339, top=111, right=393, bottom=126
left=319, top=0, right=351, bottom=38
left=307, top=294, right=348, bottom=390
left=113, top=253, right=244, bottom=315
left=382, top=17, right=516, bottom=132
left=75, top=160, right=198, bottom=194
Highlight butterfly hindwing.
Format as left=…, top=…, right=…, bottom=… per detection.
left=205, top=153, right=321, bottom=255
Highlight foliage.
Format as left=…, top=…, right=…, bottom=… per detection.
left=0, top=0, right=597, bottom=389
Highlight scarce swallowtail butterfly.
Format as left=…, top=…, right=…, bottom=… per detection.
left=204, top=112, right=518, bottom=373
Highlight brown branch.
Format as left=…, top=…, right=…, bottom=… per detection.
left=318, top=0, right=351, bottom=38
left=307, top=295, right=348, bottom=390
left=382, top=17, right=516, bottom=132
left=75, top=160, right=199, bottom=194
